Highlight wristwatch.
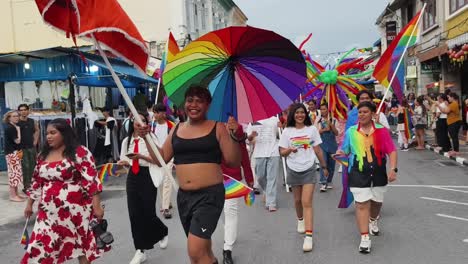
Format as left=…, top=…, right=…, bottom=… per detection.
left=391, top=168, right=398, bottom=173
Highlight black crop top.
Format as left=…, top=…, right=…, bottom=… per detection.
left=172, top=122, right=222, bottom=165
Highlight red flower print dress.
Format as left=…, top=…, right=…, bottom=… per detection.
left=21, top=146, right=108, bottom=264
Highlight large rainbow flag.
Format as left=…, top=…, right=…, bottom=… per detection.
left=373, top=7, right=425, bottom=104
left=159, top=32, right=180, bottom=74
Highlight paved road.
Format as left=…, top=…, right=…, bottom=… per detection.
left=1, top=148, right=467, bottom=264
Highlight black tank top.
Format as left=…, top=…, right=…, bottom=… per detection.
left=18, top=118, right=35, bottom=148
left=172, top=122, right=222, bottom=165
left=397, top=113, right=404, bottom=124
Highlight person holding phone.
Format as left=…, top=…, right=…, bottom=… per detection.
left=137, top=85, right=241, bottom=264
left=118, top=112, right=168, bottom=264
left=22, top=118, right=107, bottom=264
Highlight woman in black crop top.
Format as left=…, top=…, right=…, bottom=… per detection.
left=139, top=85, right=241, bottom=264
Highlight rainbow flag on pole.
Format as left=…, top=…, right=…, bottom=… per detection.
left=223, top=174, right=255, bottom=206
left=20, top=217, right=30, bottom=250
left=373, top=6, right=425, bottom=104
left=159, top=32, right=180, bottom=74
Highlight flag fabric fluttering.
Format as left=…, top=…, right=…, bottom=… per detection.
left=244, top=191, right=255, bottom=206
left=338, top=168, right=354, bottom=208
left=159, top=32, right=180, bottom=75
left=20, top=217, right=30, bottom=250
left=224, top=174, right=255, bottom=206
left=373, top=7, right=425, bottom=104
left=403, top=108, right=415, bottom=141
left=98, top=163, right=126, bottom=183
left=331, top=153, right=349, bottom=167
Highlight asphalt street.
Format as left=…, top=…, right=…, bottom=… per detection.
left=1, top=147, right=467, bottom=264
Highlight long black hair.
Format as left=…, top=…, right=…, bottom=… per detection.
left=126, top=111, right=149, bottom=152
left=286, top=103, right=312, bottom=127
left=39, top=118, right=79, bottom=161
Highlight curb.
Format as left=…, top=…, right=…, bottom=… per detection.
left=425, top=144, right=468, bottom=166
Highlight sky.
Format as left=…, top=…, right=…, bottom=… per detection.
left=235, top=0, right=389, bottom=57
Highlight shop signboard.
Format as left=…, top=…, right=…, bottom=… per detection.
left=386, top=21, right=397, bottom=45
left=421, top=60, right=441, bottom=74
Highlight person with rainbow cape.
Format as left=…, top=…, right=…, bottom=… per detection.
left=336, top=101, right=397, bottom=254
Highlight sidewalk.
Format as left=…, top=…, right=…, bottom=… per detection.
left=0, top=172, right=27, bottom=226
left=424, top=129, right=468, bottom=166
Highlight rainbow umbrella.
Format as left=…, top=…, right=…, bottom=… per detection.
left=162, top=26, right=306, bottom=123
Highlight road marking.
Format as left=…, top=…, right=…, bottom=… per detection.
left=463, top=239, right=468, bottom=243
left=436, top=214, right=468, bottom=222
left=390, top=185, right=468, bottom=188
left=421, top=197, right=468, bottom=206
left=431, top=186, right=468, bottom=194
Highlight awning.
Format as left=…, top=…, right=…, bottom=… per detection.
left=81, top=54, right=157, bottom=84
left=425, top=81, right=455, bottom=89
left=416, top=44, right=448, bottom=62
left=447, top=32, right=468, bottom=48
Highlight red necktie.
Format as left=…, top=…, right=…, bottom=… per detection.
left=131, top=138, right=140, bottom=175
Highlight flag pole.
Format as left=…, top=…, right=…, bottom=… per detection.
left=223, top=174, right=253, bottom=191
left=277, top=114, right=290, bottom=192
left=155, top=36, right=170, bottom=104
left=377, top=4, right=426, bottom=114
left=92, top=35, right=178, bottom=191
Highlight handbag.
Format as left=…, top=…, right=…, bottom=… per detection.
left=149, top=164, right=164, bottom=188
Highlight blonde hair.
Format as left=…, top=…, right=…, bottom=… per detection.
left=2, top=110, right=19, bottom=124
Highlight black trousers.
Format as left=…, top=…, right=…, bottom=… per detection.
left=448, top=121, right=462, bottom=152
left=127, top=167, right=168, bottom=250
left=436, top=118, right=451, bottom=152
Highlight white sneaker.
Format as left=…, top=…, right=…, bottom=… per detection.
left=159, top=235, right=168, bottom=249
left=297, top=219, right=305, bottom=234
left=326, top=184, right=333, bottom=189
left=359, top=235, right=371, bottom=254
left=130, top=250, right=147, bottom=264
left=338, top=165, right=342, bottom=173
left=320, top=184, right=327, bottom=192
left=369, top=219, right=380, bottom=236
left=303, top=236, right=313, bottom=252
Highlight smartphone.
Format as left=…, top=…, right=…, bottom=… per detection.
left=126, top=153, right=137, bottom=159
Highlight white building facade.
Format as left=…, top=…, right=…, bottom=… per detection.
left=0, top=0, right=247, bottom=57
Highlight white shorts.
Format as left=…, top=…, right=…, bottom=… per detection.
left=350, top=186, right=387, bottom=203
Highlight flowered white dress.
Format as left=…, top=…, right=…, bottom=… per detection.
left=22, top=146, right=108, bottom=264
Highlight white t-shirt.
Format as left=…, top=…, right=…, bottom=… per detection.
left=278, top=126, right=322, bottom=172
left=437, top=103, right=448, bottom=118
left=246, top=116, right=280, bottom=158
left=152, top=122, right=168, bottom=147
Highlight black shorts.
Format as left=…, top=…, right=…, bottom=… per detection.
left=415, top=124, right=427, bottom=130
left=177, top=183, right=225, bottom=239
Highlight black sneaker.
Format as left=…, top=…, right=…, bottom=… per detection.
left=223, top=250, right=234, bottom=264
left=162, top=209, right=172, bottom=219
left=253, top=188, right=261, bottom=195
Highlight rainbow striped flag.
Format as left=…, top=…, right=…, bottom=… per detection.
left=332, top=153, right=349, bottom=167
left=338, top=168, right=354, bottom=208
left=159, top=32, right=180, bottom=74
left=373, top=7, right=425, bottom=104
left=98, top=163, right=126, bottom=183
left=98, top=163, right=110, bottom=183
left=403, top=108, right=414, bottom=140
left=244, top=190, right=255, bottom=206
left=20, top=217, right=30, bottom=250
left=223, top=174, right=254, bottom=206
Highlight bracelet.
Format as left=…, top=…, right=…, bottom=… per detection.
left=321, top=166, right=328, bottom=170
left=230, top=131, right=247, bottom=143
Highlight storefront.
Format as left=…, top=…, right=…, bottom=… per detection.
left=0, top=48, right=158, bottom=170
